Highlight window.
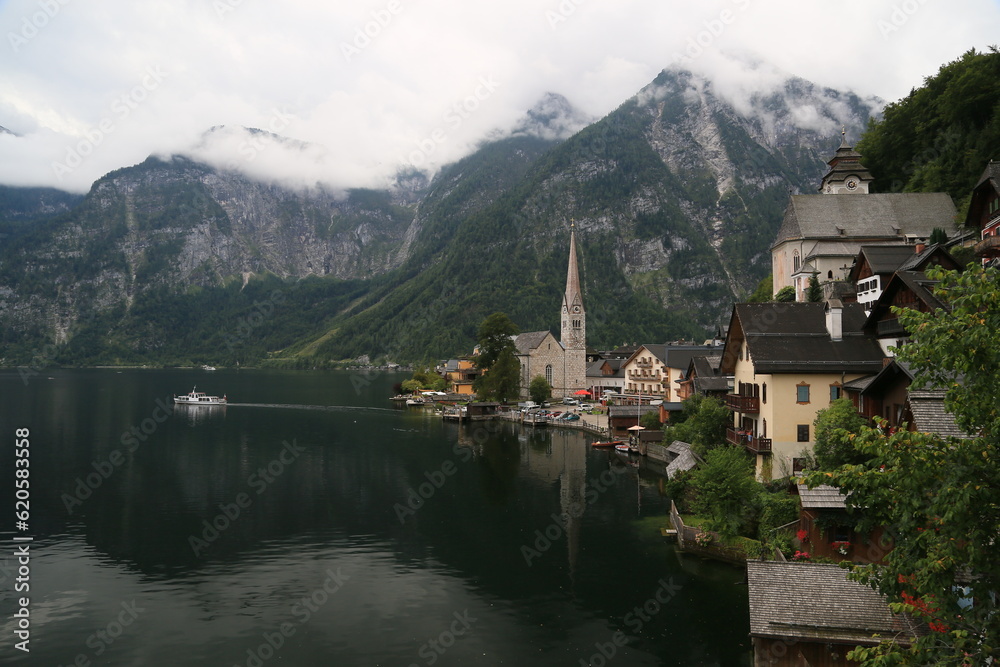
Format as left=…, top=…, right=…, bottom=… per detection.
left=762, top=383, right=767, bottom=404
left=827, top=270, right=833, bottom=279
left=761, top=419, right=767, bottom=437
left=796, top=383, right=810, bottom=404
left=797, top=424, right=810, bottom=442
left=830, top=384, right=841, bottom=401
left=793, top=250, right=801, bottom=272
left=545, top=365, right=553, bottom=385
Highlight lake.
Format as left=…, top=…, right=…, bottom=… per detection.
left=0, top=368, right=751, bottom=666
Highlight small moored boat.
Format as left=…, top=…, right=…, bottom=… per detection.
left=591, top=440, right=624, bottom=448
left=174, top=387, right=227, bottom=405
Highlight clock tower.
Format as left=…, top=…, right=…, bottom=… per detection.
left=819, top=130, right=873, bottom=195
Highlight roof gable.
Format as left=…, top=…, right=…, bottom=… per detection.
left=514, top=331, right=559, bottom=354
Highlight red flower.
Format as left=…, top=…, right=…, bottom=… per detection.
left=796, top=529, right=809, bottom=542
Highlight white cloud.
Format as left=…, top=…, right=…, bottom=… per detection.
left=0, top=0, right=997, bottom=193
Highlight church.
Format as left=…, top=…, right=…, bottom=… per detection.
left=513, top=226, right=588, bottom=399
left=770, top=133, right=955, bottom=301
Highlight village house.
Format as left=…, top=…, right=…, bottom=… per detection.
left=585, top=357, right=626, bottom=399
left=676, top=354, right=730, bottom=400
left=847, top=242, right=960, bottom=314
left=748, top=561, right=921, bottom=666
left=965, top=160, right=1000, bottom=265
left=719, top=301, right=885, bottom=480
left=771, top=136, right=957, bottom=301
left=795, top=484, right=888, bottom=565
left=441, top=358, right=479, bottom=395
left=620, top=343, right=723, bottom=402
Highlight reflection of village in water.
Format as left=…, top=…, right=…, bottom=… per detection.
left=450, top=419, right=672, bottom=579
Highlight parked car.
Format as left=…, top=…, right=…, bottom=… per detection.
left=562, top=397, right=579, bottom=405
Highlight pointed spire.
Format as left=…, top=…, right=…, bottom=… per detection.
left=564, top=223, right=582, bottom=311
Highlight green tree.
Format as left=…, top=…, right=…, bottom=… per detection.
left=807, top=264, right=1000, bottom=665
left=812, top=397, right=869, bottom=470
left=528, top=375, right=552, bottom=405
left=806, top=275, right=823, bottom=302
left=474, top=312, right=520, bottom=370
left=477, top=347, right=521, bottom=403
left=929, top=227, right=949, bottom=245
left=774, top=286, right=796, bottom=302
left=665, top=395, right=731, bottom=455
left=747, top=274, right=774, bottom=303
left=690, top=446, right=758, bottom=540
left=640, top=409, right=662, bottom=431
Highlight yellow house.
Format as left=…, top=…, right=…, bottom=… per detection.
left=719, top=302, right=884, bottom=480
left=443, top=358, right=479, bottom=395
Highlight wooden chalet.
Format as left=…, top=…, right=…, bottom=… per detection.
left=796, top=484, right=886, bottom=565
left=748, top=561, right=921, bottom=666
left=965, top=160, right=1000, bottom=262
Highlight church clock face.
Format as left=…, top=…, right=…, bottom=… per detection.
left=573, top=306, right=581, bottom=314
left=563, top=306, right=568, bottom=314
left=846, top=179, right=858, bottom=191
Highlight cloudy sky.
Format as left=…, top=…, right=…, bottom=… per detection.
left=1, top=0, right=998, bottom=193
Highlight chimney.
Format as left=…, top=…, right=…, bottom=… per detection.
left=825, top=299, right=843, bottom=341
left=914, top=239, right=927, bottom=254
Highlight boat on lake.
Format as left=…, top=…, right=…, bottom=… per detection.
left=174, top=387, right=227, bottom=405
left=591, top=439, right=624, bottom=448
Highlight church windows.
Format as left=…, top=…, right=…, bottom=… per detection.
left=545, top=365, right=553, bottom=385
left=793, top=250, right=801, bottom=273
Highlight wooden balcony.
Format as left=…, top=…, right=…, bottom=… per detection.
left=725, top=393, right=759, bottom=413
left=975, top=234, right=1000, bottom=258
left=726, top=428, right=772, bottom=454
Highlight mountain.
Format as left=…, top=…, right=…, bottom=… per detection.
left=0, top=66, right=879, bottom=366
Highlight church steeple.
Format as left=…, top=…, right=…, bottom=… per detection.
left=819, top=130, right=873, bottom=194
left=561, top=224, right=586, bottom=352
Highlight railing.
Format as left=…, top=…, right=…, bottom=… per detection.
left=726, top=427, right=772, bottom=454
left=725, top=393, right=759, bottom=413
left=974, top=234, right=1000, bottom=257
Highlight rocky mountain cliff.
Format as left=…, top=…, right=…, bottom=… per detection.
left=0, top=67, right=879, bottom=365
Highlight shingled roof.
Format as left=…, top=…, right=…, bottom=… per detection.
left=721, top=303, right=885, bottom=374
left=747, top=561, right=920, bottom=645
left=797, top=484, right=848, bottom=510
left=773, top=192, right=956, bottom=249
left=908, top=390, right=971, bottom=439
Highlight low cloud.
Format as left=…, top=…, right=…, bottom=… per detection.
left=0, top=0, right=995, bottom=193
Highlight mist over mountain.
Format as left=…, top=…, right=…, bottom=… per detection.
left=0, top=64, right=880, bottom=366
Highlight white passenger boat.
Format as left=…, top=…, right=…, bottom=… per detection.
left=174, top=387, right=227, bottom=405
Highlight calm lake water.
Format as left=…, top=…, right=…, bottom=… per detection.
left=0, top=369, right=750, bottom=666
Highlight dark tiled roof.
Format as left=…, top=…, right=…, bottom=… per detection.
left=608, top=405, right=659, bottom=418
left=729, top=303, right=885, bottom=374
left=842, top=374, right=876, bottom=392
left=663, top=345, right=724, bottom=370
left=773, top=193, right=957, bottom=248
left=858, top=244, right=922, bottom=275
left=797, top=484, right=848, bottom=510
left=747, top=561, right=919, bottom=645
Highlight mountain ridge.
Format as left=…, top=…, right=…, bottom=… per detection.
left=0, top=65, right=881, bottom=365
